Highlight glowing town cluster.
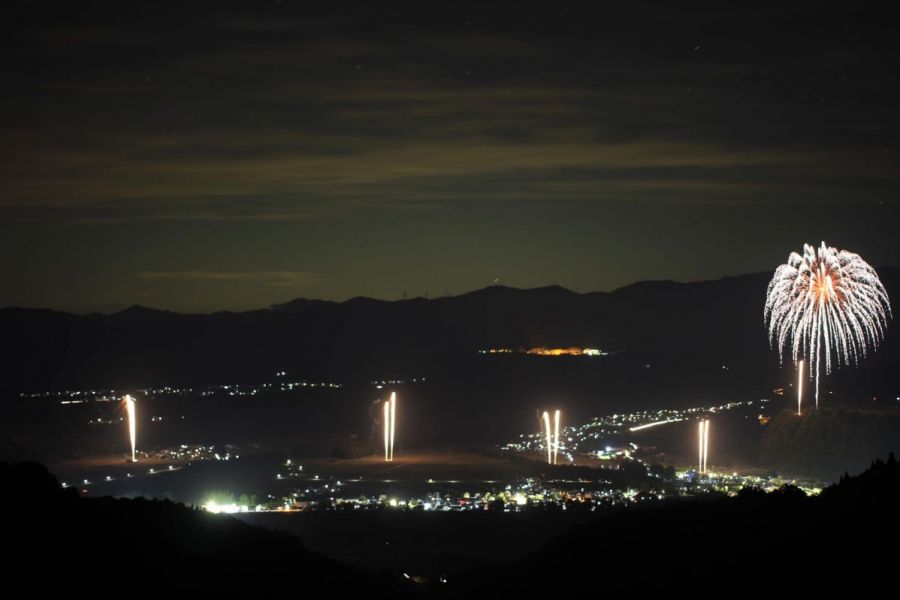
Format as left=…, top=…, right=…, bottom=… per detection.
left=503, top=400, right=762, bottom=462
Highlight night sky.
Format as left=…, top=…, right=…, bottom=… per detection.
left=3, top=1, right=900, bottom=313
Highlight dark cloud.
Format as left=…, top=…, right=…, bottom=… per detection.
left=135, top=270, right=310, bottom=287
left=2, top=1, right=899, bottom=312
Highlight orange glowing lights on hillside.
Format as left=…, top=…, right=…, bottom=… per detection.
left=527, top=347, right=605, bottom=356
left=529, top=347, right=583, bottom=356
left=481, top=347, right=606, bottom=356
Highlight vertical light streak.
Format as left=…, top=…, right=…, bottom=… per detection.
left=383, top=399, right=390, bottom=462
left=553, top=410, right=561, bottom=465
left=697, top=421, right=703, bottom=473
left=816, top=310, right=823, bottom=410
left=698, top=419, right=709, bottom=474
left=389, top=392, right=396, bottom=462
left=797, top=359, right=804, bottom=416
left=124, top=395, right=137, bottom=462
left=542, top=411, right=552, bottom=465
left=703, top=420, right=709, bottom=474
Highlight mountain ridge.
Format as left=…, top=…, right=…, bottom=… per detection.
left=5, top=266, right=899, bottom=317
left=1, top=268, right=897, bottom=393
left=3, top=272, right=778, bottom=317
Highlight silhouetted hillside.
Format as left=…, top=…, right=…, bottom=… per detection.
left=2, top=461, right=390, bottom=596
left=2, top=269, right=898, bottom=393
left=5, top=457, right=899, bottom=595
left=456, top=454, right=900, bottom=594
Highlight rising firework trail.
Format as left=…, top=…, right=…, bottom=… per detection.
left=553, top=410, right=561, bottom=466
left=697, top=419, right=709, bottom=474
left=541, top=410, right=561, bottom=465
left=383, top=400, right=389, bottom=461
left=124, top=395, right=137, bottom=462
left=698, top=421, right=702, bottom=473
left=390, top=392, right=396, bottom=461
left=383, top=392, right=397, bottom=462
left=765, top=242, right=891, bottom=408
left=797, top=359, right=804, bottom=416
left=703, top=420, right=709, bottom=473
left=541, top=411, right=552, bottom=465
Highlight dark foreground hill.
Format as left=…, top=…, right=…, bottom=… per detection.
left=4, top=457, right=900, bottom=596
left=2, top=461, right=390, bottom=597
left=457, top=455, right=900, bottom=594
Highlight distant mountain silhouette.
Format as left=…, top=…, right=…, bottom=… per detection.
left=2, top=269, right=899, bottom=393
left=106, top=304, right=182, bottom=323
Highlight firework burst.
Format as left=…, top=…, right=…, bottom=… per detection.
left=765, top=242, right=891, bottom=407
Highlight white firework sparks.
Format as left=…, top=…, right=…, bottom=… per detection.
left=765, top=242, right=891, bottom=407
